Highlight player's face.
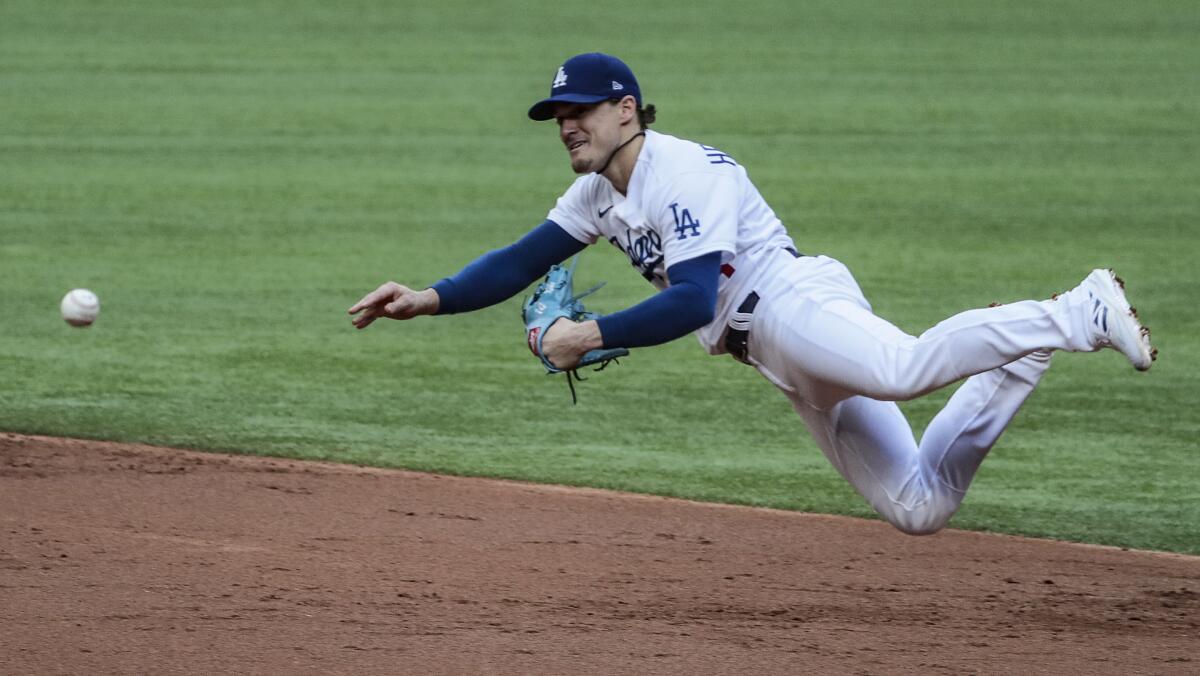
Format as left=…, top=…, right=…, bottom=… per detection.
left=554, top=101, right=624, bottom=174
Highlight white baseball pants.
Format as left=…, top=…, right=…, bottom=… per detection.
left=743, top=251, right=1096, bottom=534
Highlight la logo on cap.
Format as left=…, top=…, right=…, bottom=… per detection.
left=552, top=66, right=568, bottom=89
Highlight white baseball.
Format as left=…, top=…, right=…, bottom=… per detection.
left=61, top=288, right=100, bottom=327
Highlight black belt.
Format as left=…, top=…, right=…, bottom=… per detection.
left=723, top=247, right=802, bottom=364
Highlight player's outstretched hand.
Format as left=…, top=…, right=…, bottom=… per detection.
left=348, top=282, right=439, bottom=329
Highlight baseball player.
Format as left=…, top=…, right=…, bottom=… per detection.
left=349, top=53, right=1156, bottom=535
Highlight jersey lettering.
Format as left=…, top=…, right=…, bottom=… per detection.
left=608, top=228, right=664, bottom=282
left=669, top=202, right=701, bottom=240
left=699, top=144, right=737, bottom=166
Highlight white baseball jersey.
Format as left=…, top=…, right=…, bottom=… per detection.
left=546, top=129, right=797, bottom=354
left=541, top=126, right=1137, bottom=538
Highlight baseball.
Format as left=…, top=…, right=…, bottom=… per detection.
left=61, top=288, right=100, bottom=327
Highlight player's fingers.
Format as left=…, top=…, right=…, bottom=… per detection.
left=352, top=306, right=379, bottom=329
left=348, top=284, right=395, bottom=315
left=348, top=294, right=380, bottom=315
left=348, top=294, right=375, bottom=315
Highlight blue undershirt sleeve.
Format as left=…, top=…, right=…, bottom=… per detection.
left=432, top=220, right=587, bottom=315
left=595, top=251, right=721, bottom=349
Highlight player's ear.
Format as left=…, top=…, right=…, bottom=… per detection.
left=618, top=95, right=638, bottom=124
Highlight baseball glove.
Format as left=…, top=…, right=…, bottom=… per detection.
left=522, top=256, right=628, bottom=403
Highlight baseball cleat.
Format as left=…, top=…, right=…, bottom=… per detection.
left=1079, top=268, right=1157, bottom=371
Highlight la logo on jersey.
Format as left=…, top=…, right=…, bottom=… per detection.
left=669, top=202, right=701, bottom=240
left=552, top=67, right=568, bottom=89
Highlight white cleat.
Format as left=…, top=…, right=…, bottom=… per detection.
left=1079, top=268, right=1157, bottom=371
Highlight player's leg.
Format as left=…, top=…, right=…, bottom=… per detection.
left=792, top=394, right=957, bottom=535
left=919, top=350, right=1052, bottom=493
left=789, top=352, right=1051, bottom=535
left=842, top=297, right=1071, bottom=400
left=749, top=257, right=1151, bottom=403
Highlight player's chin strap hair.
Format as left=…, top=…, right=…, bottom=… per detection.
left=594, top=130, right=645, bottom=175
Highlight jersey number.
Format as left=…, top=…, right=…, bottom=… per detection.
left=669, top=203, right=701, bottom=240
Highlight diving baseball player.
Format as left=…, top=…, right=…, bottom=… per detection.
left=349, top=53, right=1156, bottom=535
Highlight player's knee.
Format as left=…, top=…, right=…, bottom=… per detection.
left=892, top=519, right=946, bottom=536
left=885, top=508, right=951, bottom=536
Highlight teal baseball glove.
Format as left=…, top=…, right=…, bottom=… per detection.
left=522, top=256, right=628, bottom=403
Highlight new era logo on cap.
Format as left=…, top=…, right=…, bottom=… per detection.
left=611, top=81, right=623, bottom=90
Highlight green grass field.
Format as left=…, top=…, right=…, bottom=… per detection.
left=3, top=1, right=1197, bottom=553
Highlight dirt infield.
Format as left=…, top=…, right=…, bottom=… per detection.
left=1, top=433, right=1196, bottom=674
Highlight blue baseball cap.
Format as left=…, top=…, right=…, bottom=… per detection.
left=527, top=53, right=642, bottom=121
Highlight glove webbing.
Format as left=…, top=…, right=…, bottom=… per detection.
left=562, top=355, right=621, bottom=405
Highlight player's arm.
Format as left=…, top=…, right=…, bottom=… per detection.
left=348, top=220, right=586, bottom=329
left=597, top=253, right=720, bottom=346
left=538, top=252, right=720, bottom=367
left=544, top=168, right=736, bottom=363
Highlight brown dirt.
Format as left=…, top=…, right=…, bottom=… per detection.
left=1, top=433, right=1197, bottom=675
